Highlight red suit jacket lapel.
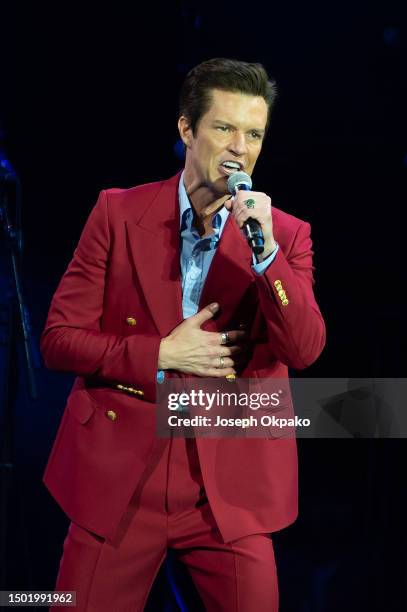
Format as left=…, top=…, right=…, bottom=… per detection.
left=125, top=171, right=255, bottom=335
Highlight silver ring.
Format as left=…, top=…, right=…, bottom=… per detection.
left=220, top=332, right=229, bottom=345
left=219, top=356, right=225, bottom=369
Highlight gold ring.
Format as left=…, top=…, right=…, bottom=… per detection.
left=219, top=356, right=225, bottom=369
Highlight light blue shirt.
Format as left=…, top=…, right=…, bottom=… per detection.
left=156, top=172, right=278, bottom=384
left=178, top=171, right=279, bottom=318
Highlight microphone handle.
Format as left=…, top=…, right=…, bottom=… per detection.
left=235, top=184, right=265, bottom=255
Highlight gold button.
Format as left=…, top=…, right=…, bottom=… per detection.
left=226, top=374, right=236, bottom=382
left=282, top=299, right=289, bottom=306
left=106, top=410, right=117, bottom=421
left=278, top=289, right=286, bottom=298
left=274, top=280, right=282, bottom=288
left=126, top=317, right=137, bottom=326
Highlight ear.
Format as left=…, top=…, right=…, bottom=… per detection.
left=178, top=116, right=193, bottom=148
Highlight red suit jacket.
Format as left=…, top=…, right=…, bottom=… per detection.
left=41, top=171, right=325, bottom=543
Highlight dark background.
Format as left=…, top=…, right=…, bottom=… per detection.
left=1, top=1, right=406, bottom=610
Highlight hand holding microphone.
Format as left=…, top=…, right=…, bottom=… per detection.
left=225, top=171, right=276, bottom=259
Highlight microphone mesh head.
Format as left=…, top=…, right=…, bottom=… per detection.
left=227, top=171, right=252, bottom=195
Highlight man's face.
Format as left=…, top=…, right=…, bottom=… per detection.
left=179, top=89, right=268, bottom=196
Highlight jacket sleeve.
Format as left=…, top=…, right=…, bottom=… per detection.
left=40, top=190, right=161, bottom=401
left=254, top=221, right=326, bottom=369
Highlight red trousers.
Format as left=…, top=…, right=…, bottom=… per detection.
left=53, top=436, right=279, bottom=611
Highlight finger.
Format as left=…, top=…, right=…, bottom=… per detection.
left=235, top=215, right=247, bottom=229
left=213, top=330, right=246, bottom=344
left=219, top=345, right=243, bottom=357
left=234, top=191, right=265, bottom=204
left=235, top=209, right=253, bottom=228
left=218, top=330, right=247, bottom=345
left=211, top=356, right=234, bottom=369
left=191, top=303, right=219, bottom=327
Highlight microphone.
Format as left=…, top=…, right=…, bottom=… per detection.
left=227, top=171, right=264, bottom=255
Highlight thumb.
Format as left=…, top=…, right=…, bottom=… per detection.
left=191, top=302, right=219, bottom=326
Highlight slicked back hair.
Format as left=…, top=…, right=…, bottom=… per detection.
left=179, top=58, right=278, bottom=136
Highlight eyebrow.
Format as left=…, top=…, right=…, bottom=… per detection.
left=213, top=120, right=265, bottom=134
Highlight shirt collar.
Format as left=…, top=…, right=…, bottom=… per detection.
left=178, top=170, right=229, bottom=234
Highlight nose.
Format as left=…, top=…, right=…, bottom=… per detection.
left=227, top=130, right=248, bottom=156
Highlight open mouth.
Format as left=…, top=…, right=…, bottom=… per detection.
left=219, top=161, right=242, bottom=176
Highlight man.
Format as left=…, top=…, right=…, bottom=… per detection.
left=41, top=58, right=325, bottom=611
